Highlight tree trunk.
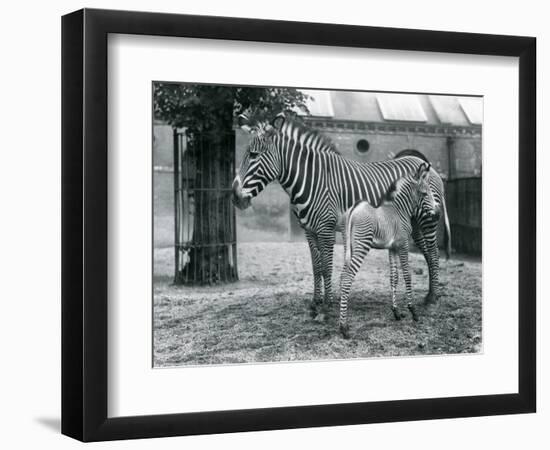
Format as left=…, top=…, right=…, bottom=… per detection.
left=174, top=129, right=238, bottom=285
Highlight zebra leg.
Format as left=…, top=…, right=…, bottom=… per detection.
left=421, top=219, right=441, bottom=304
left=412, top=222, right=439, bottom=305
left=305, top=230, right=323, bottom=317
left=389, top=250, right=405, bottom=320
left=338, top=263, right=355, bottom=339
left=339, top=243, right=370, bottom=338
left=398, top=246, right=419, bottom=321
left=315, top=230, right=336, bottom=322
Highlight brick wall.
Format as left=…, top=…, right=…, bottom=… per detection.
left=156, top=124, right=482, bottom=252
left=166, top=126, right=482, bottom=180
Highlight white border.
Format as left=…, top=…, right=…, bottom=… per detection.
left=108, top=34, right=518, bottom=418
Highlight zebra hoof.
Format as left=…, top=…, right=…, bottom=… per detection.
left=391, top=306, right=402, bottom=321
left=408, top=305, right=419, bottom=321
left=339, top=323, right=351, bottom=339
left=424, top=291, right=438, bottom=305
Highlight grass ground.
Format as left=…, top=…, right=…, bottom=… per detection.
left=153, top=242, right=482, bottom=367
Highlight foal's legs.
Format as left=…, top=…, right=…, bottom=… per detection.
left=339, top=241, right=370, bottom=339
left=398, top=244, right=419, bottom=321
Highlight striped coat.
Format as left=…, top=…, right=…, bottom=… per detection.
left=233, top=115, right=450, bottom=318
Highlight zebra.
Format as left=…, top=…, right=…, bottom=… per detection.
left=339, top=162, right=436, bottom=339
left=232, top=114, right=451, bottom=320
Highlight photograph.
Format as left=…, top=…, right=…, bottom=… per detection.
left=0, top=0, right=542, bottom=447
left=152, top=83, right=483, bottom=367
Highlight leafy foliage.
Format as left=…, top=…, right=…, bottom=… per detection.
left=153, top=83, right=311, bottom=131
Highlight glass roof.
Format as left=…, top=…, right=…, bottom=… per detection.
left=376, top=93, right=427, bottom=122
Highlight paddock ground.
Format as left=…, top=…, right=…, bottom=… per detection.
left=153, top=242, right=482, bottom=367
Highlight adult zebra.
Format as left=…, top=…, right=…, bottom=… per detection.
left=232, top=114, right=451, bottom=318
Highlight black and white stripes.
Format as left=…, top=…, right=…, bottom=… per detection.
left=339, top=164, right=436, bottom=338
left=232, top=115, right=451, bottom=319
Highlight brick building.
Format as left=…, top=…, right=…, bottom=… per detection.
left=235, top=91, right=482, bottom=250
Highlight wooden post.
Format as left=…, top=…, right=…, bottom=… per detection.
left=173, top=128, right=180, bottom=283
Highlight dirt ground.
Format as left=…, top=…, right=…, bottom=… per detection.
left=153, top=242, right=482, bottom=367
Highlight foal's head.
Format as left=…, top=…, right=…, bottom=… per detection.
left=387, top=162, right=437, bottom=218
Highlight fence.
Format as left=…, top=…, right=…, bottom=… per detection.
left=173, top=130, right=238, bottom=285
left=446, top=177, right=482, bottom=255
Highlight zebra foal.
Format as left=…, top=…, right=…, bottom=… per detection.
left=339, top=163, right=437, bottom=339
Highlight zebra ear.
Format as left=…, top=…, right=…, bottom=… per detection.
left=419, top=162, right=431, bottom=181
left=238, top=114, right=252, bottom=133
left=271, top=113, right=286, bottom=131
left=415, top=162, right=430, bottom=180
left=414, top=164, right=423, bottom=180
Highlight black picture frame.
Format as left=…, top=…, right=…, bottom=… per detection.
left=61, top=8, right=536, bottom=442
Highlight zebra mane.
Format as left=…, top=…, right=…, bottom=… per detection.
left=282, top=119, right=341, bottom=155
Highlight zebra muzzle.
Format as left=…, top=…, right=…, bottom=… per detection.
left=231, top=178, right=252, bottom=209
left=231, top=191, right=251, bottom=209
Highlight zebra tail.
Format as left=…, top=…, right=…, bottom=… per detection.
left=442, top=196, right=452, bottom=260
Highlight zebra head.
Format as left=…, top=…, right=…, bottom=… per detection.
left=411, top=162, right=437, bottom=218
left=232, top=114, right=285, bottom=210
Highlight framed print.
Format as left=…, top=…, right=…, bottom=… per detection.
left=61, top=8, right=536, bottom=442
